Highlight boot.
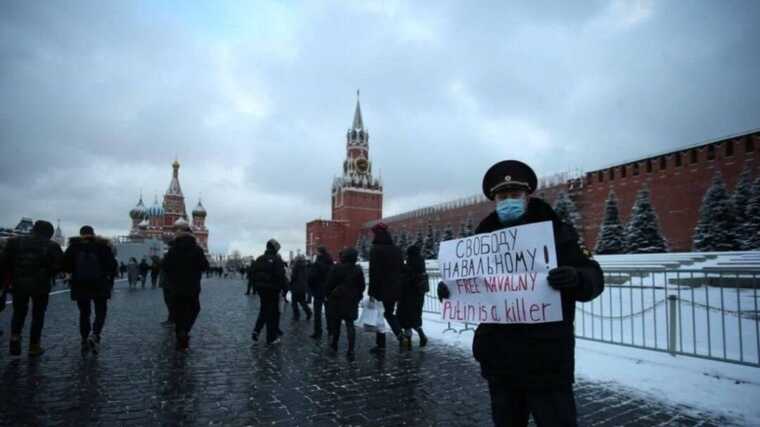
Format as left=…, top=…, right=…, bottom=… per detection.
left=346, top=326, right=356, bottom=359
left=9, top=335, right=21, bottom=356
left=416, top=328, right=428, bottom=347
left=28, top=342, right=45, bottom=357
left=369, top=333, right=386, bottom=354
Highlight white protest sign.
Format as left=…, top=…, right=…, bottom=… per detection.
left=437, top=220, right=562, bottom=324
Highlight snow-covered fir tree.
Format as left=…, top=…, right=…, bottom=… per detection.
left=624, top=186, right=667, bottom=253
left=463, top=216, right=474, bottom=237
left=743, top=177, right=760, bottom=250
left=397, top=230, right=410, bottom=253
left=731, top=165, right=754, bottom=249
left=594, top=191, right=626, bottom=254
left=414, top=229, right=424, bottom=248
left=553, top=191, right=583, bottom=242
left=693, top=172, right=737, bottom=251
left=423, top=222, right=437, bottom=259
left=357, top=234, right=370, bottom=260
left=443, top=225, right=455, bottom=242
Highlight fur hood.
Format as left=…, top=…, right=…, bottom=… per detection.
left=68, top=235, right=112, bottom=248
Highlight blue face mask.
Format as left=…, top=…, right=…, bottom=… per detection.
left=496, top=198, right=526, bottom=223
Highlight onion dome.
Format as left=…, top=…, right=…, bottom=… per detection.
left=130, top=195, right=146, bottom=220
left=192, top=199, right=207, bottom=218
left=146, top=196, right=165, bottom=218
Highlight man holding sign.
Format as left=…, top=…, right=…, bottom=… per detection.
left=438, top=160, right=603, bottom=427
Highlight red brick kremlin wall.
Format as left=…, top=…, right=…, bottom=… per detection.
left=360, top=130, right=760, bottom=253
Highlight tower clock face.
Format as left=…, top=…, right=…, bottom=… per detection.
left=355, top=158, right=369, bottom=173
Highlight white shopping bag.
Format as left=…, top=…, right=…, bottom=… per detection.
left=360, top=299, right=386, bottom=333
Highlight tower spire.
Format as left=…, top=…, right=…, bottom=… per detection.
left=352, top=90, right=364, bottom=130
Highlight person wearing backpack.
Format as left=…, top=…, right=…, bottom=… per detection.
left=162, top=224, right=209, bottom=352
left=63, top=225, right=118, bottom=355
left=3, top=220, right=63, bottom=357
left=325, top=247, right=366, bottom=359
left=398, top=243, right=429, bottom=349
left=250, top=239, right=287, bottom=345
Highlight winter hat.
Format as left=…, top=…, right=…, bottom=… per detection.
left=371, top=222, right=388, bottom=234
left=317, top=246, right=328, bottom=255
left=266, top=238, right=281, bottom=252
left=79, top=225, right=95, bottom=236
left=339, top=247, right=358, bottom=264
left=32, top=220, right=55, bottom=239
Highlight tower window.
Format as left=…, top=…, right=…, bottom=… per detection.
left=707, top=145, right=716, bottom=160
left=633, top=163, right=640, bottom=176
left=659, top=157, right=666, bottom=170
left=690, top=149, right=698, bottom=164
left=646, top=159, right=652, bottom=173
left=675, top=152, right=683, bottom=166
left=609, top=168, right=615, bottom=180
left=747, top=137, right=755, bottom=152
left=726, top=140, right=734, bottom=157
left=620, top=165, right=627, bottom=178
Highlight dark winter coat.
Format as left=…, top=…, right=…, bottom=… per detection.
left=368, top=231, right=404, bottom=303
left=289, top=259, right=309, bottom=295
left=62, top=236, right=118, bottom=300
left=398, top=245, right=428, bottom=329
left=162, top=233, right=209, bottom=297
left=471, top=197, right=604, bottom=389
left=139, top=259, right=149, bottom=275
left=308, top=252, right=333, bottom=299
left=2, top=234, right=63, bottom=296
left=249, top=249, right=287, bottom=292
left=325, top=250, right=366, bottom=320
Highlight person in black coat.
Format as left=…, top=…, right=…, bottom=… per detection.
left=367, top=222, right=404, bottom=354
left=289, top=255, right=312, bottom=321
left=307, top=246, right=333, bottom=339
left=325, top=247, right=365, bottom=358
left=398, top=244, right=428, bottom=349
left=62, top=225, right=118, bottom=355
left=438, top=160, right=604, bottom=427
left=250, top=239, right=288, bottom=345
left=138, top=258, right=149, bottom=288
left=3, top=220, right=62, bottom=357
left=162, top=225, right=209, bottom=351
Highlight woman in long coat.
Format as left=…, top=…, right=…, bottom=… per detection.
left=127, top=258, right=139, bottom=289
left=398, top=244, right=428, bottom=349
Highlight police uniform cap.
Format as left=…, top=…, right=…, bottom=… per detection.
left=482, top=160, right=538, bottom=200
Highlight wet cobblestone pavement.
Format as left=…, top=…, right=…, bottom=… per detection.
left=0, top=279, right=738, bottom=426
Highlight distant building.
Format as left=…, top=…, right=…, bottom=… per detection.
left=305, top=93, right=384, bottom=258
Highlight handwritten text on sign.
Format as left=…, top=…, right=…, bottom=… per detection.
left=437, top=221, right=562, bottom=324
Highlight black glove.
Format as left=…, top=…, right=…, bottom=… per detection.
left=437, top=281, right=450, bottom=301
left=547, top=266, right=579, bottom=290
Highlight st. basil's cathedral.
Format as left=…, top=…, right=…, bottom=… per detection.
left=128, top=160, right=209, bottom=251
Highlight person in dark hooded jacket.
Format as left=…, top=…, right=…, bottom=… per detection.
left=367, top=222, right=404, bottom=354
left=250, top=239, right=287, bottom=345
left=438, top=160, right=604, bottom=427
left=307, top=246, right=333, bottom=339
left=62, top=225, right=118, bottom=355
left=162, top=225, right=209, bottom=351
left=398, top=243, right=428, bottom=349
left=289, top=255, right=312, bottom=321
left=325, top=247, right=365, bottom=358
left=3, top=220, right=62, bottom=357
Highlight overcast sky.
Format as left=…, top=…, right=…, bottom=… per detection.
left=2, top=1, right=759, bottom=255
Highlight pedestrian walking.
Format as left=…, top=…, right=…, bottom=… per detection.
left=150, top=256, right=161, bottom=288
left=398, top=243, right=428, bottom=349
left=119, top=262, right=126, bottom=279
left=127, top=258, right=139, bottom=289
left=162, top=224, right=209, bottom=351
left=289, top=255, right=312, bottom=321
left=2, top=220, right=63, bottom=357
left=437, top=160, right=604, bottom=427
left=367, top=223, right=404, bottom=354
left=250, top=239, right=287, bottom=345
left=325, top=247, right=365, bottom=358
left=158, top=255, right=174, bottom=326
left=307, top=246, right=333, bottom=339
left=138, top=258, right=149, bottom=288
left=62, top=225, right=118, bottom=355
left=245, top=259, right=256, bottom=295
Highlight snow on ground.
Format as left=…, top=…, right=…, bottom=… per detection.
left=419, top=312, right=760, bottom=426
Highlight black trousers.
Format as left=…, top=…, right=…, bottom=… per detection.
left=150, top=272, right=158, bottom=288
left=487, top=379, right=577, bottom=427
left=312, top=296, right=324, bottom=335
left=171, top=294, right=200, bottom=337
left=291, top=291, right=311, bottom=319
left=76, top=297, right=108, bottom=339
left=163, top=288, right=175, bottom=322
left=246, top=281, right=255, bottom=295
left=329, top=316, right=356, bottom=351
left=11, top=292, right=49, bottom=344
left=254, top=288, right=280, bottom=343
left=375, top=299, right=402, bottom=344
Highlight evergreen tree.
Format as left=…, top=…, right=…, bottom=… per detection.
left=423, top=222, right=436, bottom=259
left=693, top=172, right=737, bottom=251
left=464, top=216, right=474, bottom=237
left=357, top=233, right=370, bottom=260
left=397, top=230, right=410, bottom=253
left=731, top=165, right=753, bottom=249
left=553, top=191, right=583, bottom=243
left=458, top=221, right=467, bottom=238
left=624, top=186, right=667, bottom=253
left=443, top=225, right=455, bottom=242
left=594, top=191, right=626, bottom=254
left=743, top=177, right=760, bottom=250
left=414, top=229, right=424, bottom=248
